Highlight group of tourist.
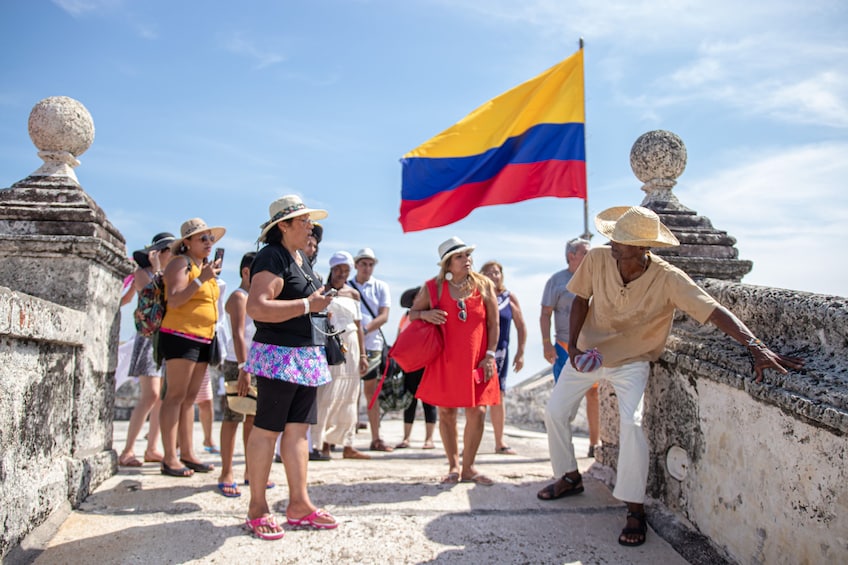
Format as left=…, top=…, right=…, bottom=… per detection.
left=119, top=196, right=802, bottom=546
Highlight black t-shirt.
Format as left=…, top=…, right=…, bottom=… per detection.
left=251, top=243, right=319, bottom=347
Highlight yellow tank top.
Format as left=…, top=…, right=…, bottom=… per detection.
left=161, top=258, right=220, bottom=339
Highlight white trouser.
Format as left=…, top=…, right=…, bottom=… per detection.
left=544, top=360, right=650, bottom=503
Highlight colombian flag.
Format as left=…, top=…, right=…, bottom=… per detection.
left=399, top=49, right=586, bottom=233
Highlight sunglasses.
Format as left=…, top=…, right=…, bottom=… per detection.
left=457, top=298, right=467, bottom=322
left=197, top=234, right=216, bottom=243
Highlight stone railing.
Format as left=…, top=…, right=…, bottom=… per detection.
left=640, top=280, right=847, bottom=564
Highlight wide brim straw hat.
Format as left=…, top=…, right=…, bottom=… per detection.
left=259, top=195, right=328, bottom=241
left=132, top=232, right=175, bottom=265
left=594, top=206, right=679, bottom=248
left=170, top=219, right=226, bottom=252
left=437, top=236, right=476, bottom=265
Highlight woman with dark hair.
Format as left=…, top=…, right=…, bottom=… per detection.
left=118, top=232, right=175, bottom=467
left=158, top=219, right=225, bottom=478
left=242, top=195, right=337, bottom=540
left=409, top=237, right=500, bottom=485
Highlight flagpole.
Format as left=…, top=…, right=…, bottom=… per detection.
left=579, top=37, right=592, bottom=240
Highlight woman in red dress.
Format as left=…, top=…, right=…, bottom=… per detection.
left=410, top=237, right=500, bottom=485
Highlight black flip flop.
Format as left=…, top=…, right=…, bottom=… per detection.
left=180, top=458, right=214, bottom=473
left=161, top=463, right=194, bottom=477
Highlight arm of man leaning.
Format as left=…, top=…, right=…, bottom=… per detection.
left=707, top=305, right=804, bottom=383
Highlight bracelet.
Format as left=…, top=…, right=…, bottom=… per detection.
left=485, top=350, right=496, bottom=359
left=302, top=297, right=310, bottom=315
left=237, top=362, right=246, bottom=370
left=193, top=278, right=203, bottom=288
left=360, top=354, right=368, bottom=359
left=542, top=337, right=551, bottom=343
left=745, top=337, right=766, bottom=350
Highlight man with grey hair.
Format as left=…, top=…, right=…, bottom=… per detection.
left=540, top=236, right=599, bottom=456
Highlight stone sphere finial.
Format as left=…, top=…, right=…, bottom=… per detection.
left=630, top=130, right=687, bottom=194
left=27, top=96, right=95, bottom=182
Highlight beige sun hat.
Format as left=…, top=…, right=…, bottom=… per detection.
left=170, top=218, right=226, bottom=252
left=595, top=206, right=679, bottom=247
left=437, top=236, right=476, bottom=265
left=259, top=195, right=328, bottom=241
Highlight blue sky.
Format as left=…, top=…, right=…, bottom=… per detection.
left=1, top=1, right=846, bottom=384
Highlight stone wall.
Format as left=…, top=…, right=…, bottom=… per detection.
left=641, top=281, right=847, bottom=564
left=0, top=97, right=131, bottom=561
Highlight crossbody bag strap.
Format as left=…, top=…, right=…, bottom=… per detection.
left=349, top=279, right=387, bottom=345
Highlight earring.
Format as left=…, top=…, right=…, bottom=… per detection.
left=445, top=272, right=453, bottom=281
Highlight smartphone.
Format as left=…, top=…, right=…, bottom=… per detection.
left=214, top=248, right=225, bottom=265
left=323, top=288, right=338, bottom=297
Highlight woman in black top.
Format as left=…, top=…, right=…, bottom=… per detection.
left=241, top=195, right=337, bottom=540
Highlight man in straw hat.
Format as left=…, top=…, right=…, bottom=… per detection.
left=538, top=205, right=803, bottom=547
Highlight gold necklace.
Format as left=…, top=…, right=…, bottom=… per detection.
left=448, top=276, right=471, bottom=289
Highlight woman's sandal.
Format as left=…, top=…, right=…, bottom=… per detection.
left=286, top=508, right=338, bottom=530
left=180, top=458, right=214, bottom=473
left=537, top=473, right=584, bottom=500
left=245, top=514, right=285, bottom=540
left=160, top=463, right=194, bottom=477
left=118, top=454, right=143, bottom=468
left=618, top=511, right=647, bottom=547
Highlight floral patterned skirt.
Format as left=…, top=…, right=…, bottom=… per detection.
left=244, top=342, right=331, bottom=387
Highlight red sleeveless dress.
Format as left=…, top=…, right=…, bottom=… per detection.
left=415, top=278, right=500, bottom=408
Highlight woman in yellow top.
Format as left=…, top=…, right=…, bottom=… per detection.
left=158, top=218, right=225, bottom=477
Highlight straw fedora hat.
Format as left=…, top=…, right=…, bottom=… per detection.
left=437, top=236, right=476, bottom=265
left=353, top=248, right=378, bottom=264
left=259, top=195, right=328, bottom=241
left=132, top=232, right=175, bottom=265
left=170, top=219, right=226, bottom=252
left=594, top=206, right=679, bottom=247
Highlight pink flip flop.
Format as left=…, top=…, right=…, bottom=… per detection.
left=286, top=508, right=338, bottom=530
left=244, top=515, right=285, bottom=540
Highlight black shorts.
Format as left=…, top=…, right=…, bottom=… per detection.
left=252, top=377, right=318, bottom=433
left=159, top=331, right=211, bottom=363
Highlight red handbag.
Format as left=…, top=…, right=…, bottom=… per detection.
left=369, top=279, right=444, bottom=410
left=389, top=278, right=443, bottom=372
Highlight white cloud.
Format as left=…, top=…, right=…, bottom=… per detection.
left=52, top=0, right=122, bottom=16
left=444, top=1, right=848, bottom=127
left=678, top=141, right=848, bottom=296
left=223, top=33, right=285, bottom=70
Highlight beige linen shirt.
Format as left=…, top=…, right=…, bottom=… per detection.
left=567, top=247, right=719, bottom=367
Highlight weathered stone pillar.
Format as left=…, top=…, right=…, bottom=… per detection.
left=0, top=96, right=131, bottom=559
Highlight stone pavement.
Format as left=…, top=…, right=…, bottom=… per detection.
left=21, top=417, right=689, bottom=564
